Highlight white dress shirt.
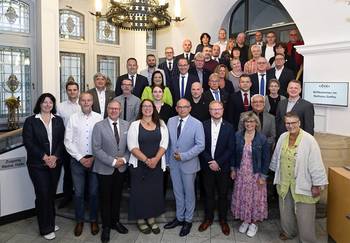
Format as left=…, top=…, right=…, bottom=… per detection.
left=177, top=115, right=190, bottom=134
left=57, top=99, right=80, bottom=126
left=107, top=117, right=126, bottom=166
left=35, top=113, right=54, bottom=154
left=64, top=110, right=102, bottom=161
left=264, top=44, right=275, bottom=63
left=179, top=73, right=189, bottom=97
left=240, top=90, right=251, bottom=105
left=275, top=66, right=284, bottom=80
left=210, top=88, right=221, bottom=101
left=96, top=88, right=106, bottom=118
left=211, top=118, right=222, bottom=158
left=214, top=40, right=227, bottom=56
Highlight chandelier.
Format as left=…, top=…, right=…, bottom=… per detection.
left=92, top=0, right=184, bottom=31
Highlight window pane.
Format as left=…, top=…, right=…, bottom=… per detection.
left=248, top=0, right=292, bottom=30
left=59, top=9, right=84, bottom=40
left=60, top=52, right=85, bottom=101
left=0, top=0, right=30, bottom=33
left=96, top=18, right=119, bottom=44
left=230, top=1, right=245, bottom=36
left=146, top=31, right=156, bottom=49
left=97, top=55, right=120, bottom=90
left=0, top=46, right=31, bottom=118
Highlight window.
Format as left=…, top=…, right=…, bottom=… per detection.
left=97, top=55, right=119, bottom=90
left=146, top=30, right=156, bottom=49
left=0, top=46, right=31, bottom=119
left=59, top=9, right=84, bottom=40
left=60, top=52, right=85, bottom=101
left=0, top=0, right=30, bottom=33
left=96, top=18, right=119, bottom=44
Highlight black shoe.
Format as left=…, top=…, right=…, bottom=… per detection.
left=164, top=218, right=184, bottom=229
left=58, top=196, right=72, bottom=209
left=179, top=222, right=192, bottom=237
left=101, top=227, right=110, bottom=243
left=111, top=222, right=128, bottom=234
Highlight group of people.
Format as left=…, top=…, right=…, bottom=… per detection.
left=22, top=27, right=328, bottom=243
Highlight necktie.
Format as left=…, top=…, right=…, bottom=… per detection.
left=123, top=97, right=127, bottom=120
left=181, top=76, right=185, bottom=98
left=177, top=119, right=183, bottom=138
left=185, top=54, right=189, bottom=60
left=213, top=90, right=220, bottom=101
left=130, top=75, right=135, bottom=87
left=260, top=74, right=265, bottom=96
left=243, top=93, right=249, bottom=111
left=112, top=122, right=120, bottom=144
left=168, top=62, right=172, bottom=70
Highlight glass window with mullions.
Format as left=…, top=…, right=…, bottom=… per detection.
left=59, top=9, right=84, bottom=40
left=96, top=18, right=119, bottom=44
left=0, top=0, right=30, bottom=33
left=0, top=46, right=31, bottom=119
left=60, top=52, right=85, bottom=101
left=97, top=55, right=120, bottom=90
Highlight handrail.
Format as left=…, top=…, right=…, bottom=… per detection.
left=0, top=128, right=22, bottom=140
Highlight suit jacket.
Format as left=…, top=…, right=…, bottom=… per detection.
left=227, top=91, right=253, bottom=131
left=276, top=98, right=314, bottom=138
left=189, top=67, right=210, bottom=91
left=249, top=72, right=274, bottom=96
left=92, top=118, right=130, bottom=175
left=167, top=115, right=205, bottom=174
left=175, top=53, right=195, bottom=63
left=158, top=61, right=179, bottom=85
left=200, top=119, right=235, bottom=172
left=115, top=73, right=148, bottom=98
left=23, top=115, right=65, bottom=168
left=169, top=73, right=199, bottom=105
left=266, top=67, right=295, bottom=97
left=87, top=88, right=115, bottom=118
left=203, top=89, right=229, bottom=119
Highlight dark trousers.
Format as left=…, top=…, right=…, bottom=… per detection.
left=27, top=164, right=62, bottom=235
left=202, top=169, right=230, bottom=222
left=97, top=169, right=125, bottom=228
left=62, top=149, right=73, bottom=198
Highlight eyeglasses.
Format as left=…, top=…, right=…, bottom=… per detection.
left=285, top=121, right=299, bottom=126
left=257, top=62, right=267, bottom=65
left=177, top=105, right=190, bottom=109
left=142, top=105, right=153, bottom=108
left=122, top=83, right=132, bottom=86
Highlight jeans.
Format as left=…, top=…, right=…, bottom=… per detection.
left=70, top=158, right=98, bottom=222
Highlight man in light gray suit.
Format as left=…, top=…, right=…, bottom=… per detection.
left=92, top=100, right=129, bottom=243
left=164, top=98, right=205, bottom=237
left=114, top=78, right=140, bottom=122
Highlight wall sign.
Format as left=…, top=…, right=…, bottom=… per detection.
left=0, top=157, right=26, bottom=170
left=303, top=82, right=349, bottom=107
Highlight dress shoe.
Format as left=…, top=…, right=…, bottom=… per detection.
left=198, top=219, right=212, bottom=232
left=91, top=222, right=100, bottom=235
left=101, top=227, right=110, bottom=243
left=219, top=221, right=230, bottom=236
left=74, top=222, right=84, bottom=237
left=43, top=232, right=55, bottom=240
left=279, top=231, right=290, bottom=241
left=58, top=196, right=72, bottom=209
left=111, top=222, right=128, bottom=234
left=179, top=222, right=192, bottom=237
left=164, top=218, right=184, bottom=229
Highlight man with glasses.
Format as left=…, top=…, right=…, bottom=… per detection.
left=249, top=57, right=274, bottom=96
left=189, top=52, right=210, bottom=91
left=164, top=98, right=205, bottom=237
left=158, top=46, right=179, bottom=82
left=287, top=29, right=304, bottom=76
left=262, top=31, right=277, bottom=63
left=114, top=79, right=140, bottom=122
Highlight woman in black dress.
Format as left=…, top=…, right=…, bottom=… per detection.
left=152, top=85, right=174, bottom=124
left=127, top=99, right=169, bottom=234
left=264, top=79, right=286, bottom=116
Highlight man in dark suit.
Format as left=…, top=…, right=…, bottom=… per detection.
left=158, top=46, right=179, bottom=84
left=189, top=52, right=210, bottom=91
left=175, top=39, right=195, bottom=63
left=211, top=44, right=230, bottom=70
left=87, top=72, right=115, bottom=118
left=266, top=53, right=295, bottom=97
left=115, top=58, right=148, bottom=98
left=169, top=58, right=199, bottom=105
left=227, top=74, right=253, bottom=130
left=198, top=100, right=234, bottom=236
left=92, top=100, right=129, bottom=243
left=203, top=73, right=229, bottom=119
left=276, top=79, right=314, bottom=138
left=249, top=57, right=273, bottom=96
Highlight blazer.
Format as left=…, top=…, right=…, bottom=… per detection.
left=167, top=115, right=205, bottom=174
left=175, top=53, right=195, bottom=63
left=115, top=73, right=148, bottom=98
left=23, top=114, right=65, bottom=168
left=249, top=72, right=274, bottom=95
left=203, top=89, right=229, bottom=119
left=114, top=94, right=140, bottom=122
left=189, top=67, right=210, bottom=91
left=227, top=91, right=253, bottom=131
left=92, top=118, right=130, bottom=175
left=264, top=95, right=286, bottom=114
left=158, top=61, right=179, bottom=85
left=169, top=73, right=199, bottom=105
left=87, top=88, right=115, bottom=118
left=200, top=119, right=235, bottom=172
left=266, top=67, right=295, bottom=97
left=275, top=97, right=314, bottom=138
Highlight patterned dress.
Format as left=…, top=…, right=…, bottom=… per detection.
left=231, top=143, right=268, bottom=223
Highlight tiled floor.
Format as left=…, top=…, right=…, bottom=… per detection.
left=0, top=215, right=328, bottom=243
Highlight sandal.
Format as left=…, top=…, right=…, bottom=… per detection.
left=149, top=222, right=160, bottom=234
left=279, top=232, right=290, bottom=241
left=137, top=222, right=151, bottom=234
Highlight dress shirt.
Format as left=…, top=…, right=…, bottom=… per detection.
left=128, top=73, right=137, bottom=86
left=179, top=73, right=189, bottom=97
left=212, top=57, right=220, bottom=63
left=183, top=52, right=191, bottom=61
left=214, top=40, right=227, bottom=56
left=265, top=44, right=275, bottom=63
left=57, top=99, right=80, bottom=126
left=96, top=88, right=106, bottom=118
left=197, top=69, right=203, bottom=84
left=35, top=113, right=54, bottom=154
left=64, top=110, right=102, bottom=161
left=258, top=72, right=267, bottom=96
left=177, top=115, right=190, bottom=134
left=287, top=97, right=300, bottom=112
left=167, top=59, right=174, bottom=70
left=275, top=66, right=284, bottom=80
left=114, top=94, right=140, bottom=122
left=211, top=118, right=222, bottom=158
left=210, top=88, right=221, bottom=101
left=107, top=117, right=126, bottom=167
left=240, top=90, right=251, bottom=105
